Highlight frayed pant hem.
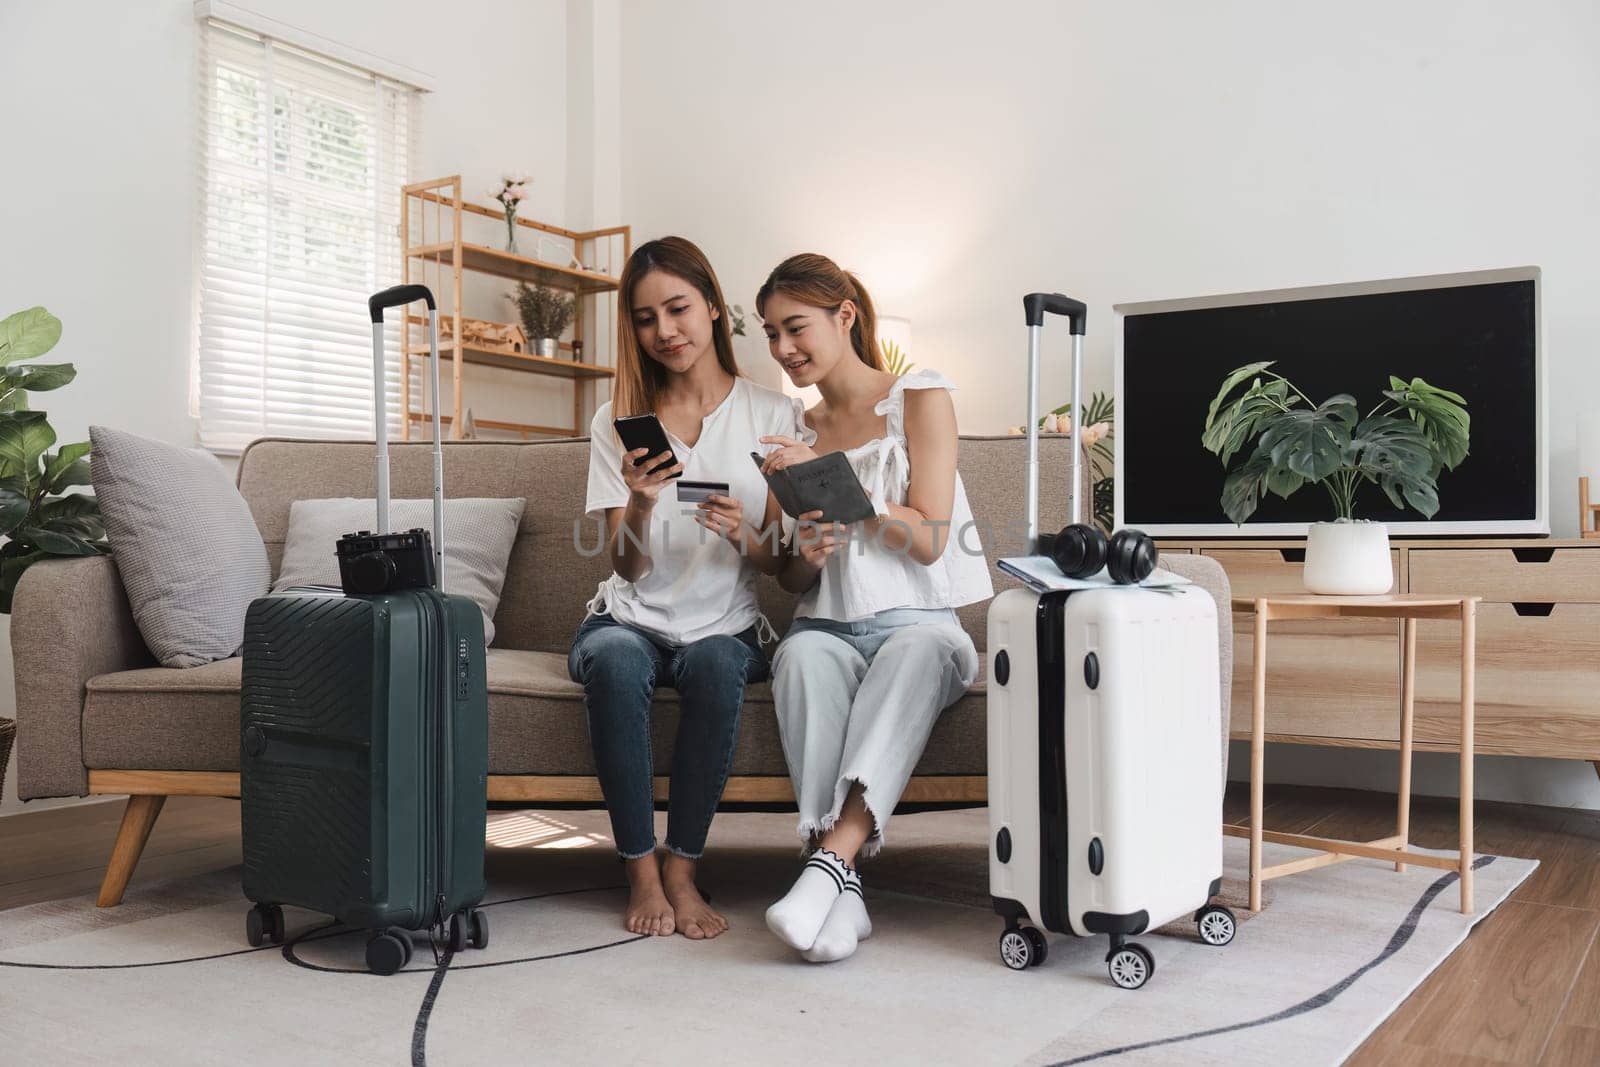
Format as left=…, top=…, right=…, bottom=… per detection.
left=617, top=843, right=657, bottom=861
left=794, top=776, right=887, bottom=861
left=663, top=843, right=703, bottom=861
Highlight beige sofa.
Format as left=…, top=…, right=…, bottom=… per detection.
left=14, top=433, right=1231, bottom=905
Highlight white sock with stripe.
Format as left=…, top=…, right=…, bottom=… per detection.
left=802, top=880, right=872, bottom=963
left=766, top=849, right=854, bottom=951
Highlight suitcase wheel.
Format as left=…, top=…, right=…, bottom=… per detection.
left=245, top=904, right=284, bottom=948
left=469, top=909, right=489, bottom=951
left=366, top=929, right=413, bottom=975
left=1195, top=904, right=1236, bottom=947
left=1107, top=943, right=1154, bottom=990
left=999, top=928, right=1035, bottom=970
left=448, top=913, right=467, bottom=954
left=1022, top=927, right=1047, bottom=966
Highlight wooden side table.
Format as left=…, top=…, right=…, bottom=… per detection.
left=1224, top=593, right=1480, bottom=914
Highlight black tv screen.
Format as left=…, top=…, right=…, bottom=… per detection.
left=1116, top=269, right=1543, bottom=536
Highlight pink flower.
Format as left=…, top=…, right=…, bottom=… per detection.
left=1081, top=421, right=1111, bottom=447
left=505, top=186, right=525, bottom=202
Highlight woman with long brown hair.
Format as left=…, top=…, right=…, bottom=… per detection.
left=755, top=253, right=991, bottom=962
left=569, top=236, right=794, bottom=939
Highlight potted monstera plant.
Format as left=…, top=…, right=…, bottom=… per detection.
left=0, top=306, right=106, bottom=612
left=1202, top=361, right=1470, bottom=594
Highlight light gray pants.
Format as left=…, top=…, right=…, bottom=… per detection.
left=771, top=607, right=980, bottom=859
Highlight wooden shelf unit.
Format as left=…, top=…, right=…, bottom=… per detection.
left=401, top=175, right=629, bottom=440
left=405, top=411, right=573, bottom=440
left=402, top=316, right=612, bottom=379
left=1159, top=537, right=1600, bottom=780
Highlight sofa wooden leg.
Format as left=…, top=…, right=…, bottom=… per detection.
left=97, top=794, right=167, bottom=908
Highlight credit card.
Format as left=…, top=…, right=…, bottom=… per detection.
left=676, top=480, right=731, bottom=504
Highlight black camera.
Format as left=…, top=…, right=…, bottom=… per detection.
left=336, top=528, right=437, bottom=595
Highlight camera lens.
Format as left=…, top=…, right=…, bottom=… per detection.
left=347, top=551, right=397, bottom=594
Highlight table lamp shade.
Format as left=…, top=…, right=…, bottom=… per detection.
left=879, top=315, right=912, bottom=363
left=1580, top=410, right=1600, bottom=478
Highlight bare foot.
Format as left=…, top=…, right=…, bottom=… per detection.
left=623, top=854, right=675, bottom=936
left=661, top=853, right=728, bottom=940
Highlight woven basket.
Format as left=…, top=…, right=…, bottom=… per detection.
left=0, top=718, right=13, bottom=798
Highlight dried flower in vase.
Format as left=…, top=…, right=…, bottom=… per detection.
left=491, top=173, right=530, bottom=253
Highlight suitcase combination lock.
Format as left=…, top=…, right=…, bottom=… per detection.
left=455, top=638, right=471, bottom=700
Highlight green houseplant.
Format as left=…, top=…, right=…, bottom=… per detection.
left=878, top=337, right=914, bottom=377
left=512, top=282, right=577, bottom=358
left=1202, top=360, right=1470, bottom=593
left=0, top=306, right=107, bottom=612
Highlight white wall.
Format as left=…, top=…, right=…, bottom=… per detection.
left=615, top=0, right=1600, bottom=809
left=0, top=0, right=573, bottom=814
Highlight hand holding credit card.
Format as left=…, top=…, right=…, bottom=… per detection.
left=682, top=480, right=746, bottom=543
left=676, top=480, right=730, bottom=504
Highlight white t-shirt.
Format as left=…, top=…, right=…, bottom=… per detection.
left=583, top=376, right=797, bottom=646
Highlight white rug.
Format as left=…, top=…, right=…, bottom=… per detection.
left=0, top=808, right=1533, bottom=1066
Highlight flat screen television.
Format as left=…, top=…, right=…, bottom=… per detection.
left=1113, top=266, right=1545, bottom=537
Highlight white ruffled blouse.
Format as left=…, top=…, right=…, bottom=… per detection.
left=789, top=368, right=994, bottom=621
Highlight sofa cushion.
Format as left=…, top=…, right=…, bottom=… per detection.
left=83, top=657, right=243, bottom=771
left=273, top=497, right=526, bottom=645
left=81, top=651, right=989, bottom=778
left=236, top=438, right=610, bottom=654
left=90, top=425, right=271, bottom=667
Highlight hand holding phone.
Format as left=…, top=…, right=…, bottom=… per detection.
left=614, top=414, right=683, bottom=503
left=614, top=414, right=680, bottom=478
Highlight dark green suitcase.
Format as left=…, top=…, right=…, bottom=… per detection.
left=240, top=585, right=488, bottom=973
left=239, top=284, right=489, bottom=975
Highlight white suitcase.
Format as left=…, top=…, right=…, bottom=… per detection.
left=986, top=293, right=1234, bottom=989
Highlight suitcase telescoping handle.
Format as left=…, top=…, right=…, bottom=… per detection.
left=367, top=284, right=445, bottom=590
left=1022, top=293, right=1088, bottom=554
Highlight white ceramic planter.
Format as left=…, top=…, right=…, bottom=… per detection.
left=1303, top=520, right=1393, bottom=595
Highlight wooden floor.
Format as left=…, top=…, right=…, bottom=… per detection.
left=3, top=784, right=1598, bottom=1064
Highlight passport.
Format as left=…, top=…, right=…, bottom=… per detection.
left=751, top=450, right=877, bottom=525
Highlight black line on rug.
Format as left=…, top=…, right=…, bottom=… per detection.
left=479, top=883, right=627, bottom=910
left=407, top=933, right=657, bottom=1064
left=0, top=885, right=626, bottom=974
left=1045, top=855, right=1497, bottom=1065
left=412, top=945, right=453, bottom=1067
left=282, top=885, right=640, bottom=975
left=0, top=921, right=347, bottom=971
left=438, top=932, right=650, bottom=971
left=282, top=926, right=650, bottom=975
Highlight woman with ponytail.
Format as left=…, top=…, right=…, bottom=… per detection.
left=570, top=236, right=796, bottom=940
left=755, top=253, right=992, bottom=962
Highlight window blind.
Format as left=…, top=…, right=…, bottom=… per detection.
left=195, top=18, right=420, bottom=451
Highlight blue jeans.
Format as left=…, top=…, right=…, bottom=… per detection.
left=568, top=613, right=769, bottom=860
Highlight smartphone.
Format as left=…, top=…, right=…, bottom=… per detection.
left=613, top=414, right=681, bottom=480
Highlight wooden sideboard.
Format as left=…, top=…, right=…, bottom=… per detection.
left=1158, top=538, right=1600, bottom=778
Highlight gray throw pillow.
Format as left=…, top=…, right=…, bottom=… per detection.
left=274, top=497, right=526, bottom=646
left=89, top=425, right=271, bottom=668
